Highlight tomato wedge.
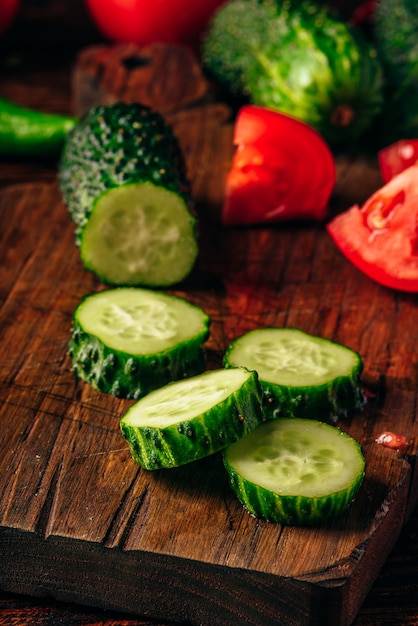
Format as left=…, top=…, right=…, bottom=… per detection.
left=378, top=139, right=418, bottom=183
left=223, top=105, right=336, bottom=226
left=326, top=164, right=418, bottom=292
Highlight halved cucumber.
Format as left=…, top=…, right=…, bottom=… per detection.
left=80, top=181, right=198, bottom=287
left=224, top=327, right=365, bottom=422
left=120, top=367, right=264, bottom=470
left=223, top=417, right=365, bottom=526
left=58, top=102, right=198, bottom=288
left=68, top=287, right=210, bottom=399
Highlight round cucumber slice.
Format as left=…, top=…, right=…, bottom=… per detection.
left=80, top=181, right=198, bottom=287
left=120, top=367, right=264, bottom=470
left=224, top=327, right=365, bottom=422
left=68, top=287, right=210, bottom=399
left=223, top=417, right=365, bottom=526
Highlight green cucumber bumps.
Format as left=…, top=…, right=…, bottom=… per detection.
left=223, top=417, right=365, bottom=525
left=202, top=0, right=384, bottom=146
left=68, top=287, right=210, bottom=399
left=58, top=102, right=198, bottom=287
left=224, top=328, right=365, bottom=422
left=372, top=0, right=418, bottom=144
left=120, top=367, right=264, bottom=469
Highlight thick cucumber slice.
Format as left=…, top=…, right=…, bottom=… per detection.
left=68, top=287, right=210, bottom=399
left=224, top=328, right=365, bottom=422
left=80, top=182, right=198, bottom=287
left=120, top=367, right=264, bottom=470
left=223, top=418, right=365, bottom=526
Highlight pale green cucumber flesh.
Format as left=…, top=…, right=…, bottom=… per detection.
left=224, top=327, right=365, bottom=421
left=68, top=287, right=210, bottom=399
left=120, top=367, right=264, bottom=469
left=223, top=417, right=365, bottom=526
left=75, top=287, right=209, bottom=354
left=80, top=181, right=198, bottom=287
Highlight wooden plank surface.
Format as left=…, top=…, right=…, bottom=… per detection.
left=0, top=2, right=418, bottom=624
left=1, top=86, right=418, bottom=626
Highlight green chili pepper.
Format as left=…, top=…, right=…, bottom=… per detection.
left=0, top=96, right=77, bottom=159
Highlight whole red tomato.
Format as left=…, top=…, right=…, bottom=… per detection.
left=84, top=0, right=227, bottom=48
left=0, top=0, right=19, bottom=35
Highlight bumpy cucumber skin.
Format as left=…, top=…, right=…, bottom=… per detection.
left=202, top=0, right=383, bottom=146
left=68, top=318, right=209, bottom=400
left=224, top=330, right=366, bottom=423
left=223, top=419, right=366, bottom=526
left=372, top=1, right=418, bottom=144
left=258, top=367, right=365, bottom=423
left=58, top=102, right=194, bottom=240
left=224, top=457, right=364, bottom=526
left=374, top=0, right=418, bottom=88
left=120, top=369, right=265, bottom=470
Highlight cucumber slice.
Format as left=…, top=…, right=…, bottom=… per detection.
left=223, top=418, right=365, bottom=526
left=68, top=287, right=210, bottom=399
left=80, top=181, right=198, bottom=287
left=224, top=328, right=365, bottom=422
left=120, top=367, right=264, bottom=470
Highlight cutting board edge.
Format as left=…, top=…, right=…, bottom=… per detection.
left=0, top=511, right=409, bottom=626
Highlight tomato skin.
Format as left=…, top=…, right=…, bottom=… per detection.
left=223, top=105, right=336, bottom=226
left=0, top=0, right=19, bottom=35
left=84, top=0, right=227, bottom=47
left=326, top=164, right=418, bottom=292
left=379, top=140, right=418, bottom=183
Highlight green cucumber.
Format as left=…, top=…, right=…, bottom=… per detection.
left=201, top=0, right=384, bottom=146
left=224, top=327, right=365, bottom=422
left=120, top=367, right=264, bottom=470
left=223, top=417, right=365, bottom=526
left=58, top=102, right=198, bottom=287
left=68, top=287, right=210, bottom=399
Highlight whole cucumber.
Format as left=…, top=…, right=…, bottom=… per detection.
left=202, top=0, right=384, bottom=146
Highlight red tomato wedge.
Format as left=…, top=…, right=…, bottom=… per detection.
left=223, top=105, right=336, bottom=226
left=327, top=164, right=418, bottom=292
left=379, top=139, right=418, bottom=183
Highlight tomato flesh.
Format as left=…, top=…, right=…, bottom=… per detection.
left=378, top=140, right=418, bottom=183
left=223, top=105, right=336, bottom=226
left=327, top=164, right=418, bottom=292
left=84, top=0, right=227, bottom=48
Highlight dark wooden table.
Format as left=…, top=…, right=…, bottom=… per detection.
left=1, top=1, right=417, bottom=625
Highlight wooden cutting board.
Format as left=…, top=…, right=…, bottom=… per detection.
left=1, top=44, right=418, bottom=626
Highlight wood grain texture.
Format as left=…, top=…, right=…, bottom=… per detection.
left=1, top=501, right=418, bottom=626
left=0, top=2, right=418, bottom=623
left=1, top=103, right=418, bottom=626
left=72, top=43, right=212, bottom=118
